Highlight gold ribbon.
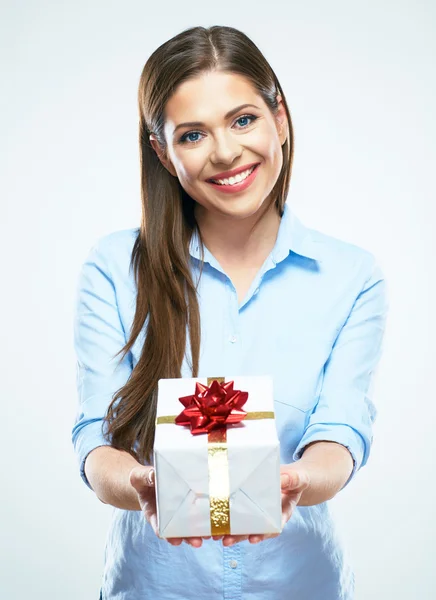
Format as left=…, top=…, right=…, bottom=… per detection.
left=156, top=377, right=275, bottom=536
left=155, top=411, right=275, bottom=425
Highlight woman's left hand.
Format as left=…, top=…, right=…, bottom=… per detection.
left=218, top=463, right=311, bottom=547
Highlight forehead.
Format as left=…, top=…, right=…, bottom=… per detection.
left=164, top=71, right=262, bottom=124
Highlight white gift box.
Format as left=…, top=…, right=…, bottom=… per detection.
left=154, top=375, right=282, bottom=539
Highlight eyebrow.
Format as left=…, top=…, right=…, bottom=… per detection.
left=172, top=103, right=261, bottom=135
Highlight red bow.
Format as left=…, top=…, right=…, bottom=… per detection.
left=175, top=380, right=249, bottom=435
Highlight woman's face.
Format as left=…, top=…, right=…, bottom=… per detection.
left=150, top=70, right=288, bottom=221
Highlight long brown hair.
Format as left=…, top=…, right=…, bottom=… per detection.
left=103, top=25, right=295, bottom=465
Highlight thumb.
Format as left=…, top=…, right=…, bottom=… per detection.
left=130, top=466, right=155, bottom=491
left=281, top=470, right=304, bottom=490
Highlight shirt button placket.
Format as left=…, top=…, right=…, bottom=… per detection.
left=223, top=545, right=242, bottom=600
left=225, top=279, right=241, bottom=372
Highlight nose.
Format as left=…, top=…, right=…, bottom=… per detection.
left=209, top=131, right=242, bottom=166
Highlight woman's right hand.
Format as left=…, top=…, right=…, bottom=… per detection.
left=129, top=466, right=216, bottom=548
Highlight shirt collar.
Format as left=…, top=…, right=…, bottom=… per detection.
left=189, top=201, right=321, bottom=265
left=271, top=202, right=321, bottom=264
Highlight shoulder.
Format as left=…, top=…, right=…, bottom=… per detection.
left=303, top=223, right=389, bottom=319
left=307, top=224, right=382, bottom=282
left=88, top=227, right=139, bottom=265
left=81, top=228, right=140, bottom=287
left=92, top=227, right=139, bottom=256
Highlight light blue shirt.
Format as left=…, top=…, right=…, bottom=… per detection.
left=72, top=201, right=389, bottom=600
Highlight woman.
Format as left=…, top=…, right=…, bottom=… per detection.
left=73, top=25, right=389, bottom=599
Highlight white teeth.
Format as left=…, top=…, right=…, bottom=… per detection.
left=211, top=165, right=256, bottom=186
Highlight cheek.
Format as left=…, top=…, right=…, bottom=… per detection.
left=267, top=136, right=284, bottom=176
left=252, top=128, right=281, bottom=163
left=168, top=146, right=200, bottom=181
left=177, top=158, right=205, bottom=186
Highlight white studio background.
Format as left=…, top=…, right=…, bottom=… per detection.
left=1, top=1, right=434, bottom=598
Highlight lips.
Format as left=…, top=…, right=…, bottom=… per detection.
left=206, top=162, right=260, bottom=182
left=206, top=162, right=260, bottom=194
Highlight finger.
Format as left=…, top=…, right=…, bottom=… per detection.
left=147, top=511, right=159, bottom=536
left=281, top=490, right=297, bottom=507
left=280, top=472, right=291, bottom=489
left=281, top=469, right=310, bottom=493
left=281, top=495, right=296, bottom=527
left=281, top=503, right=295, bottom=528
left=222, top=534, right=248, bottom=546
left=222, top=535, right=236, bottom=546
left=166, top=537, right=184, bottom=546
left=142, top=492, right=158, bottom=525
left=129, top=466, right=155, bottom=492
left=281, top=471, right=302, bottom=491
left=184, top=537, right=203, bottom=547
left=248, top=534, right=264, bottom=543
left=281, top=506, right=292, bottom=529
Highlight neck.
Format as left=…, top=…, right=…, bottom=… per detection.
left=194, top=201, right=282, bottom=268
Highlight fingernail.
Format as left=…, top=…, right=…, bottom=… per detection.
left=147, top=468, right=155, bottom=485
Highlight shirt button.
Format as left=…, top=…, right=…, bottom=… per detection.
left=229, top=559, right=238, bottom=568
left=229, top=335, right=237, bottom=343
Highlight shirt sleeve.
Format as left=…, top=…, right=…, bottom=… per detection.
left=292, top=253, right=389, bottom=490
left=72, top=240, right=133, bottom=491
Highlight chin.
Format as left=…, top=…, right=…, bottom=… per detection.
left=209, top=203, right=259, bottom=221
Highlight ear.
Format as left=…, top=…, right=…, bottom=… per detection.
left=275, top=95, right=288, bottom=146
left=149, top=134, right=177, bottom=177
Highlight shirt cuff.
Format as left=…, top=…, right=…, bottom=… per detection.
left=292, top=423, right=366, bottom=490
left=72, top=420, right=112, bottom=491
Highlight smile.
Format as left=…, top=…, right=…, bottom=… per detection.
left=206, top=164, right=260, bottom=194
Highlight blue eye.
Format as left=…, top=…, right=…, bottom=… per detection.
left=235, top=115, right=251, bottom=127
left=178, top=114, right=258, bottom=145
left=183, top=132, right=202, bottom=144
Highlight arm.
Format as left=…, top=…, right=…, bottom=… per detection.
left=291, top=440, right=354, bottom=506
left=85, top=446, right=142, bottom=510
left=289, top=254, right=390, bottom=505
left=72, top=239, right=141, bottom=508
